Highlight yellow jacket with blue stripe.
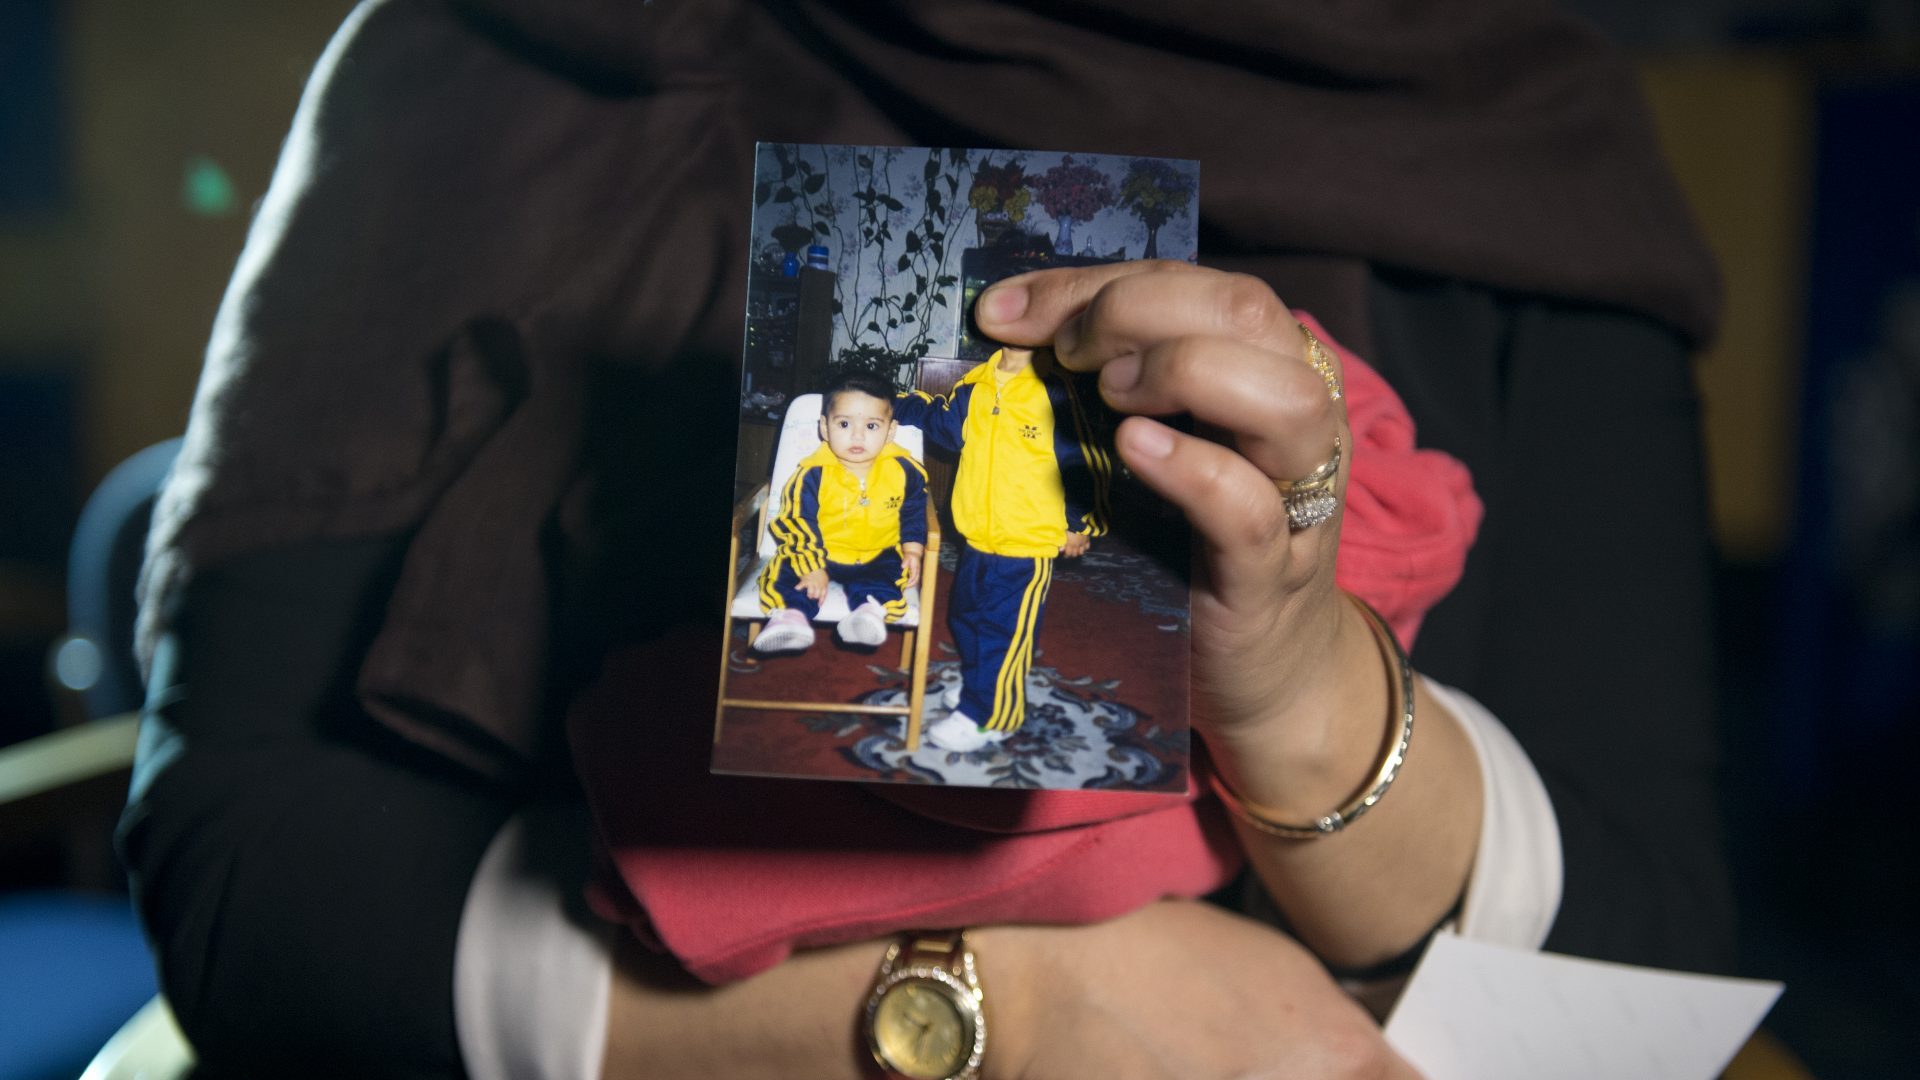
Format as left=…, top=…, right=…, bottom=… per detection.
left=895, top=351, right=1111, bottom=558
left=768, top=441, right=928, bottom=574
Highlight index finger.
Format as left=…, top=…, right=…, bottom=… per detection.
left=975, top=259, right=1210, bottom=349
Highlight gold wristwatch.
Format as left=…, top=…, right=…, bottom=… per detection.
left=863, top=930, right=987, bottom=1080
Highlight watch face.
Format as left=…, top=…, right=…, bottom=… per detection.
left=871, top=977, right=974, bottom=1079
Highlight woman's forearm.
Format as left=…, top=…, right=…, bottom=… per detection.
left=1207, top=597, right=1484, bottom=970
left=601, top=933, right=880, bottom=1080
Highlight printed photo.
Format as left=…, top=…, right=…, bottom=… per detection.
left=714, top=143, right=1200, bottom=791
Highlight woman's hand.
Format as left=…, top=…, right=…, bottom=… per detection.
left=975, top=264, right=1482, bottom=969
left=975, top=263, right=1376, bottom=801
left=982, top=901, right=1422, bottom=1080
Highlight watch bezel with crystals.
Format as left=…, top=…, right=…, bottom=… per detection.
left=863, top=934, right=987, bottom=1080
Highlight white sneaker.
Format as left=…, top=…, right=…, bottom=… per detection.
left=753, top=609, right=816, bottom=654
left=924, top=711, right=1008, bottom=752
left=836, top=599, right=888, bottom=647
left=940, top=681, right=963, bottom=711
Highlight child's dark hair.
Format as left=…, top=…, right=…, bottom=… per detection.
left=822, top=371, right=897, bottom=415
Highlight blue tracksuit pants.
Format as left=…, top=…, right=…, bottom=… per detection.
left=950, top=544, right=1054, bottom=734
left=762, top=548, right=908, bottom=622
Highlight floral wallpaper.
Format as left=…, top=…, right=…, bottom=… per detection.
left=751, top=144, right=1200, bottom=366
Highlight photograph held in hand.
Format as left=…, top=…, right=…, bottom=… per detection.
left=713, top=143, right=1199, bottom=793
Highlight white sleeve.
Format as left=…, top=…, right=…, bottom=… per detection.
left=1425, top=676, right=1562, bottom=949
left=454, top=801, right=617, bottom=1080
left=1242, top=674, right=1562, bottom=1018
left=1331, top=676, right=1562, bottom=1018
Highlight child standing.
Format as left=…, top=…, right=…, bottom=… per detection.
left=893, top=346, right=1111, bottom=750
left=754, top=372, right=929, bottom=653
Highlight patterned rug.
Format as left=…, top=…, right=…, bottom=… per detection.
left=809, top=651, right=1188, bottom=791
left=712, top=534, right=1190, bottom=791
left=1049, top=546, right=1190, bottom=633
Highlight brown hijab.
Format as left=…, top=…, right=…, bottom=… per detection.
left=140, top=0, right=1716, bottom=778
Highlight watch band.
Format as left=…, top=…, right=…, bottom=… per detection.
left=897, top=931, right=967, bottom=971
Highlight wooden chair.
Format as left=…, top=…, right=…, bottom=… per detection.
left=716, top=394, right=942, bottom=749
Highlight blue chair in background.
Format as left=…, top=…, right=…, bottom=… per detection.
left=51, top=437, right=185, bottom=720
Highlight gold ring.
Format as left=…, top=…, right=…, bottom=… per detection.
left=1275, top=434, right=1341, bottom=530
left=1297, top=321, right=1343, bottom=401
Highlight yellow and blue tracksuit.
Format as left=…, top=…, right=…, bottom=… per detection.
left=760, top=441, right=928, bottom=622
left=895, top=351, right=1112, bottom=734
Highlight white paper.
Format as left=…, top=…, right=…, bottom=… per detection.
left=1384, top=933, right=1783, bottom=1080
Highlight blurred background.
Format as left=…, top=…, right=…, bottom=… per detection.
left=2, top=1, right=1916, bottom=1076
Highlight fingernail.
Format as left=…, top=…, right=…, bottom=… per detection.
left=1127, top=421, right=1174, bottom=459
left=980, top=284, right=1028, bottom=324
left=1101, top=354, right=1142, bottom=392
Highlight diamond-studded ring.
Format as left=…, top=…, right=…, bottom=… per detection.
left=1275, top=434, right=1342, bottom=531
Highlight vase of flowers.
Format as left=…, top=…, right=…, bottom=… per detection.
left=1032, top=155, right=1116, bottom=254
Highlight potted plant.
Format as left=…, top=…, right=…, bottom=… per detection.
left=1117, top=158, right=1195, bottom=260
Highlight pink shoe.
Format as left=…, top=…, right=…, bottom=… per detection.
left=753, top=609, right=816, bottom=654
left=836, top=599, right=889, bottom=647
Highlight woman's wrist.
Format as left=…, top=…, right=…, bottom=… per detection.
left=966, top=925, right=1041, bottom=1080
left=1199, top=592, right=1392, bottom=822
left=603, top=934, right=880, bottom=1080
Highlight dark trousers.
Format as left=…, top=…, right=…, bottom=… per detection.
left=761, top=548, right=907, bottom=621
left=949, top=544, right=1054, bottom=734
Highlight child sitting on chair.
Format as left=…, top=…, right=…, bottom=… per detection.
left=754, top=371, right=928, bottom=654
left=892, top=344, right=1110, bottom=751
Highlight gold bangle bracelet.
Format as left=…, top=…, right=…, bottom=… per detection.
left=1207, top=593, right=1414, bottom=838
